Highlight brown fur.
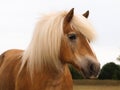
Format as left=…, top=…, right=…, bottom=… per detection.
left=0, top=49, right=73, bottom=90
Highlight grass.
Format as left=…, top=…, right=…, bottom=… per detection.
left=74, top=85, right=120, bottom=90
left=73, top=80, right=120, bottom=90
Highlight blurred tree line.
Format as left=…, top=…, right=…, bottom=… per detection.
left=69, top=59, right=120, bottom=80
left=98, top=62, right=120, bottom=80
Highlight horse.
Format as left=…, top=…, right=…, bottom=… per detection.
left=0, top=8, right=100, bottom=90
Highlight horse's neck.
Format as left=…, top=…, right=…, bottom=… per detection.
left=17, top=64, right=72, bottom=90
left=33, top=64, right=67, bottom=80
left=33, top=65, right=72, bottom=90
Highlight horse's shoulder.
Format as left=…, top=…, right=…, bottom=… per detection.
left=0, top=49, right=24, bottom=89
left=0, top=49, right=24, bottom=66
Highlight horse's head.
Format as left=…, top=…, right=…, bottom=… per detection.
left=60, top=8, right=100, bottom=79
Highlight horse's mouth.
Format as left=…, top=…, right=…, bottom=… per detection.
left=80, top=68, right=100, bottom=79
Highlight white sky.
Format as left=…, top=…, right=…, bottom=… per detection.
left=0, top=0, right=120, bottom=67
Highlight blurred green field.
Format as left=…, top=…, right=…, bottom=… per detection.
left=74, top=85, right=120, bottom=90
left=73, top=80, right=120, bottom=90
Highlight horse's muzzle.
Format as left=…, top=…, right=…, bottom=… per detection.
left=80, top=57, right=100, bottom=79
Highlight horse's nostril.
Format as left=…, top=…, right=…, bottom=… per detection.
left=89, top=64, right=95, bottom=73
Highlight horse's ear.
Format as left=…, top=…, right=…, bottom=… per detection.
left=83, top=10, right=89, bottom=18
left=64, top=8, right=74, bottom=23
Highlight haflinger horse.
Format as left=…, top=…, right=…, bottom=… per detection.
left=0, top=8, right=100, bottom=90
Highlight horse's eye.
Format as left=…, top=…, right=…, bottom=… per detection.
left=68, top=34, right=77, bottom=40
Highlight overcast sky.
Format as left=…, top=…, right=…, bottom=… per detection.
left=0, top=0, right=120, bottom=67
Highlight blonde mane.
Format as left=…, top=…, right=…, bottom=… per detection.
left=21, top=10, right=96, bottom=75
